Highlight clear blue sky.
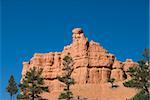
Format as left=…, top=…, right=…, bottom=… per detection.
left=1, top=0, right=149, bottom=99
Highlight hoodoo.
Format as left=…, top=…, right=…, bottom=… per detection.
left=21, top=28, right=138, bottom=100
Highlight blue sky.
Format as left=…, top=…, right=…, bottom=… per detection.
left=1, top=0, right=149, bottom=99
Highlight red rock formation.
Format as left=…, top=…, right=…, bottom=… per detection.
left=21, top=28, right=138, bottom=100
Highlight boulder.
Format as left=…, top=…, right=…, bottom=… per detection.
left=111, top=69, right=125, bottom=81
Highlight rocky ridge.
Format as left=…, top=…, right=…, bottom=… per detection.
left=21, top=28, right=138, bottom=99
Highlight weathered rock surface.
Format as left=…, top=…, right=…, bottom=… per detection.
left=21, top=28, right=138, bottom=100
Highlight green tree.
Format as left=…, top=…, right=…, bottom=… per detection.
left=57, top=55, right=75, bottom=100
left=142, top=48, right=150, bottom=61
left=123, top=48, right=150, bottom=99
left=132, top=90, right=150, bottom=100
left=108, top=78, right=115, bottom=88
left=6, top=75, right=18, bottom=100
left=17, top=67, right=49, bottom=100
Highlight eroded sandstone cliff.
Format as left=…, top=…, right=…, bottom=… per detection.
left=21, top=28, right=138, bottom=100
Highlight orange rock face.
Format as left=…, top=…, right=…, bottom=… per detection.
left=21, top=28, right=138, bottom=100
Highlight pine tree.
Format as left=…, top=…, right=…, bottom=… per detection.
left=123, top=48, right=150, bottom=99
left=142, top=48, right=150, bottom=61
left=57, top=55, right=75, bottom=100
left=17, top=67, right=49, bottom=100
left=6, top=75, right=18, bottom=100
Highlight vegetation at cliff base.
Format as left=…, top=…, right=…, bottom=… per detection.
left=123, top=48, right=150, bottom=100
left=108, top=78, right=116, bottom=88
left=132, top=90, right=149, bottom=100
left=17, top=67, right=49, bottom=100
left=6, top=75, right=18, bottom=100
left=57, top=55, right=75, bottom=100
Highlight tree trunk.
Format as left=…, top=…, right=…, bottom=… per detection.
left=10, top=94, right=12, bottom=100
left=144, top=87, right=149, bottom=93
left=67, top=84, right=70, bottom=91
left=66, top=84, right=70, bottom=100
left=32, top=94, right=34, bottom=100
left=32, top=92, right=34, bottom=100
left=111, top=83, right=114, bottom=88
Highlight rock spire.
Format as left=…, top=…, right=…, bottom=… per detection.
left=21, top=28, right=138, bottom=100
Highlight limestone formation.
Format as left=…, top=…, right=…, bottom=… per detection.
left=21, top=28, right=138, bottom=100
